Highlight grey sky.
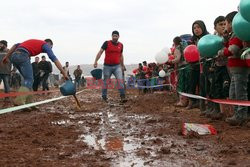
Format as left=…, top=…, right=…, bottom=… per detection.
left=1, top=0, right=239, bottom=65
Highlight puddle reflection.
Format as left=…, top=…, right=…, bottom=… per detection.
left=77, top=111, right=168, bottom=166
left=81, top=134, right=140, bottom=152
left=80, top=134, right=150, bottom=166
left=81, top=134, right=104, bottom=150
left=51, top=120, right=71, bottom=125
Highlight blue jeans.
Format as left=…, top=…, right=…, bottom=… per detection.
left=102, top=65, right=125, bottom=98
left=0, top=74, right=10, bottom=93
left=10, top=51, right=33, bottom=89
left=229, top=73, right=249, bottom=119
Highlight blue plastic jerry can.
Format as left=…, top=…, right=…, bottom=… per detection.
left=60, top=80, right=76, bottom=96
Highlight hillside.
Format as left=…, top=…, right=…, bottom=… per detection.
left=52, top=64, right=138, bottom=78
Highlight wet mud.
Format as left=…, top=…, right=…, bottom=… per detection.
left=0, top=89, right=250, bottom=167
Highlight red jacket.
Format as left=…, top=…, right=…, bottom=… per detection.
left=223, top=33, right=248, bottom=73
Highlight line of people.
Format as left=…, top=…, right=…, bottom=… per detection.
left=168, top=12, right=250, bottom=126
left=131, top=11, right=250, bottom=126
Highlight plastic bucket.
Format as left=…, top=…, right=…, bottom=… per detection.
left=60, top=80, right=76, bottom=96
left=91, top=69, right=103, bottom=80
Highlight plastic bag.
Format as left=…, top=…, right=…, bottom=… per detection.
left=182, top=123, right=217, bottom=136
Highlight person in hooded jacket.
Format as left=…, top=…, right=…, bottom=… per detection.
left=186, top=20, right=209, bottom=110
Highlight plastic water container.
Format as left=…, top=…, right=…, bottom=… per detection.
left=91, top=69, right=103, bottom=80
left=60, top=80, right=76, bottom=96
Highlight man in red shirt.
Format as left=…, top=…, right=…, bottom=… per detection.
left=94, top=31, right=126, bottom=103
left=2, top=39, right=68, bottom=105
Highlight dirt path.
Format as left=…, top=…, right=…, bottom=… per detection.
left=0, top=89, right=250, bottom=167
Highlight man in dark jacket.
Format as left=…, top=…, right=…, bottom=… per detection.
left=38, top=55, right=52, bottom=91
left=73, top=65, right=82, bottom=89
left=32, top=56, right=40, bottom=91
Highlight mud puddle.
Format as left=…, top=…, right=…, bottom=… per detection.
left=1, top=89, right=250, bottom=166
left=65, top=106, right=221, bottom=167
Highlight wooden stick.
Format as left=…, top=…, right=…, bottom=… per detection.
left=73, top=95, right=81, bottom=108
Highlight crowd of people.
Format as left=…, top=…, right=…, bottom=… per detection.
left=130, top=60, right=175, bottom=93
left=132, top=11, right=250, bottom=126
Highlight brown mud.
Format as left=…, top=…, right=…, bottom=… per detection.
left=0, top=89, right=250, bottom=167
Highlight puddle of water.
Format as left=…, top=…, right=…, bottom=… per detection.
left=107, top=112, right=118, bottom=123
left=51, top=120, right=71, bottom=125
left=78, top=121, right=84, bottom=124
left=84, top=112, right=103, bottom=117
left=126, top=114, right=149, bottom=120
left=113, top=155, right=146, bottom=167
left=80, top=133, right=151, bottom=166
left=123, top=136, right=141, bottom=152
left=81, top=134, right=102, bottom=150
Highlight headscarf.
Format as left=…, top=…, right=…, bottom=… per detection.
left=191, top=20, right=209, bottom=44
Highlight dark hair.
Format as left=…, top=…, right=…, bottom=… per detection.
left=0, top=40, right=8, bottom=47
left=42, top=55, right=46, bottom=58
left=173, top=36, right=182, bottom=46
left=143, top=61, right=147, bottom=64
left=112, top=30, right=119, bottom=36
left=214, top=16, right=225, bottom=27
left=45, top=39, right=53, bottom=45
left=225, top=11, right=238, bottom=23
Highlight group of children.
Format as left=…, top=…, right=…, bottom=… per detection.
left=132, top=10, right=250, bottom=126
left=170, top=11, right=250, bottom=126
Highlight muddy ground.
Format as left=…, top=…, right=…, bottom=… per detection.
left=0, top=89, right=250, bottom=167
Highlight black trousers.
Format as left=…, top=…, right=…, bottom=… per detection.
left=32, top=74, right=40, bottom=91
left=211, top=66, right=230, bottom=99
left=41, top=73, right=50, bottom=91
left=188, top=64, right=200, bottom=103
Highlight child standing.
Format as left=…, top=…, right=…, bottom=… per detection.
left=186, top=20, right=209, bottom=110
left=206, top=16, right=231, bottom=120
left=218, top=11, right=249, bottom=126
left=171, top=36, right=189, bottom=107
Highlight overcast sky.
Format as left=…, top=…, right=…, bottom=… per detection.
left=1, top=0, right=239, bottom=65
